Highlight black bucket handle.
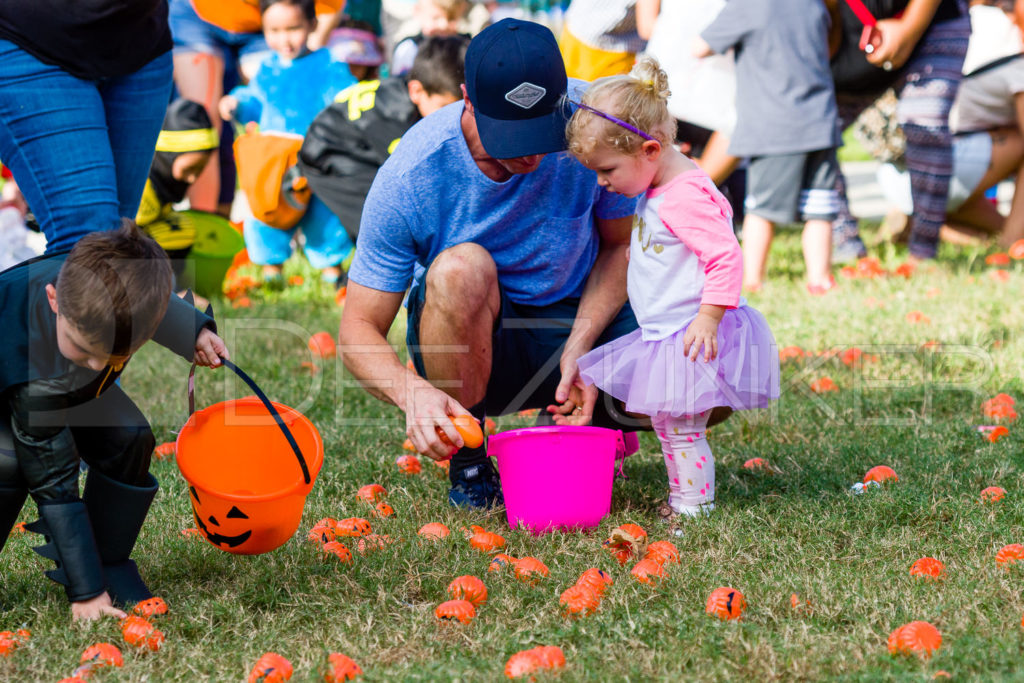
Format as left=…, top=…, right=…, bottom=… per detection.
left=188, top=358, right=311, bottom=485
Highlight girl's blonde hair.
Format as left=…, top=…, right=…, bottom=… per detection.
left=567, top=56, right=676, bottom=157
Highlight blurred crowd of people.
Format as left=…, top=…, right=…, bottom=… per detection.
left=1, top=0, right=1022, bottom=293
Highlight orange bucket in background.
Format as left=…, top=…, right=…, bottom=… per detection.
left=175, top=361, right=323, bottom=555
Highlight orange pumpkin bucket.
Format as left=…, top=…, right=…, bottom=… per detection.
left=176, top=360, right=323, bottom=555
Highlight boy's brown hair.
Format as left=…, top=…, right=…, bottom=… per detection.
left=56, top=219, right=173, bottom=357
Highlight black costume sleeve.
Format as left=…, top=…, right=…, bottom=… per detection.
left=152, top=294, right=216, bottom=361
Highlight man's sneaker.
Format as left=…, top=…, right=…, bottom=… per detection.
left=448, top=461, right=504, bottom=509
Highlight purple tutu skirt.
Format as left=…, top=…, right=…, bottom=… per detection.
left=578, top=306, right=780, bottom=417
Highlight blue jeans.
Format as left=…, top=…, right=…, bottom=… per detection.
left=0, top=42, right=173, bottom=253
left=168, top=0, right=270, bottom=75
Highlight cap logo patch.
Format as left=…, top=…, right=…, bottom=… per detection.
left=505, top=82, right=547, bottom=109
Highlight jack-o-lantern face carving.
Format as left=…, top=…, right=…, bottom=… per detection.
left=189, top=486, right=253, bottom=549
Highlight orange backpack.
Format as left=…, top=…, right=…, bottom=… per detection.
left=233, top=129, right=311, bottom=230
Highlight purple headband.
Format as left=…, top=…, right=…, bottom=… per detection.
left=573, top=101, right=656, bottom=142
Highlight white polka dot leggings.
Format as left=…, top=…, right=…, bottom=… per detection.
left=652, top=411, right=714, bottom=511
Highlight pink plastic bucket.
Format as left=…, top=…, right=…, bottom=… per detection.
left=488, top=426, right=626, bottom=534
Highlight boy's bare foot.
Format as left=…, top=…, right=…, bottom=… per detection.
left=71, top=592, right=126, bottom=622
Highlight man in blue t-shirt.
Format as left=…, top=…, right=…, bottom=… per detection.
left=339, top=18, right=640, bottom=509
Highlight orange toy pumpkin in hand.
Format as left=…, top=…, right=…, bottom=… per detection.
left=909, top=557, right=945, bottom=579
left=560, top=585, right=600, bottom=617
left=576, top=568, right=613, bottom=596
left=356, top=484, right=386, bottom=503
left=249, top=652, right=293, bottom=682
left=435, top=415, right=485, bottom=450
left=631, top=558, right=666, bottom=585
left=448, top=575, right=488, bottom=607
left=705, top=587, right=746, bottom=620
left=434, top=599, right=477, bottom=624
left=514, top=557, right=549, bottom=583
left=418, top=522, right=450, bottom=540
left=887, top=621, right=942, bottom=657
left=323, top=652, right=363, bottom=681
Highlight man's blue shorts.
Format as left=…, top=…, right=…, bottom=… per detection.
left=406, top=275, right=639, bottom=418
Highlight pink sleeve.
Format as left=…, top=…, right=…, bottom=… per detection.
left=656, top=175, right=743, bottom=308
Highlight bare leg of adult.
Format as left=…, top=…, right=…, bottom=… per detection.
left=697, top=131, right=741, bottom=186
left=741, top=214, right=774, bottom=292
left=945, top=196, right=1003, bottom=238
left=802, top=219, right=833, bottom=290
left=173, top=51, right=225, bottom=215
left=418, top=243, right=502, bottom=412
left=998, top=170, right=1024, bottom=247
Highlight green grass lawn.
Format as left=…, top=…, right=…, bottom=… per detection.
left=2, top=229, right=1023, bottom=681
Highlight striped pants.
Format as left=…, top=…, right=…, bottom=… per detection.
left=834, top=13, right=971, bottom=259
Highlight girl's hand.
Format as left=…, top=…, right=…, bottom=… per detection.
left=194, top=328, right=228, bottom=368
left=71, top=592, right=126, bottom=622
left=218, top=95, right=238, bottom=122
left=683, top=312, right=721, bottom=362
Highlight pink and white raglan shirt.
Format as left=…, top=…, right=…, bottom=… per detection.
left=628, top=169, right=744, bottom=341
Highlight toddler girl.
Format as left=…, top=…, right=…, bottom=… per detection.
left=562, top=57, right=780, bottom=522
left=219, top=0, right=356, bottom=287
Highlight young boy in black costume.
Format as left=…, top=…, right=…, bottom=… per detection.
left=0, top=220, right=228, bottom=620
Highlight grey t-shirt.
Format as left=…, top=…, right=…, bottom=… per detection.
left=701, top=0, right=839, bottom=157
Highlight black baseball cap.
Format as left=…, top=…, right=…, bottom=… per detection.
left=464, top=18, right=569, bottom=159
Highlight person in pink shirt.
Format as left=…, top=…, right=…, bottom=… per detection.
left=557, top=57, right=780, bottom=527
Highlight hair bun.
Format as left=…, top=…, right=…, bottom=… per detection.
left=631, top=56, right=671, bottom=101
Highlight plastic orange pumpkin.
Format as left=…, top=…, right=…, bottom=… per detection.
left=488, top=554, right=517, bottom=572
left=153, top=442, right=175, bottom=460
left=80, top=643, right=124, bottom=669
left=435, top=415, right=485, bottom=449
left=396, top=455, right=422, bottom=474
left=418, top=522, right=450, bottom=540
left=434, top=599, right=476, bottom=624
left=485, top=417, right=497, bottom=435
left=309, top=518, right=339, bottom=545
left=631, top=558, right=666, bottom=585
left=373, top=501, right=395, bottom=518
left=249, top=652, right=293, bottom=682
left=996, top=543, right=1024, bottom=566
left=402, top=438, right=416, bottom=451
left=0, top=629, right=29, bottom=657
left=604, top=523, right=648, bottom=564
left=985, top=252, right=1010, bottom=266
left=778, top=346, right=804, bottom=361
left=133, top=596, right=168, bottom=617
left=576, top=568, right=613, bottom=596
left=560, top=585, right=600, bottom=617
left=646, top=540, right=679, bottom=566
left=323, top=652, right=363, bottom=681
left=323, top=540, right=353, bottom=563
left=336, top=518, right=372, bottom=537
left=56, top=678, right=89, bottom=683
left=887, top=621, right=942, bottom=657
left=356, top=484, right=386, bottom=503
left=504, top=649, right=542, bottom=679
left=984, top=426, right=1010, bottom=443
left=981, top=486, right=1006, bottom=503
left=448, top=575, right=488, bottom=607
left=909, top=557, right=945, bottom=579
left=1009, top=239, right=1024, bottom=260
left=514, top=557, right=549, bottom=583
left=468, top=526, right=506, bottom=553
left=706, top=587, right=746, bottom=620
left=308, top=331, right=336, bottom=358
left=120, top=615, right=165, bottom=652
left=742, top=457, right=767, bottom=470
left=810, top=377, right=838, bottom=393
left=863, top=465, right=898, bottom=484
left=505, top=646, right=565, bottom=678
